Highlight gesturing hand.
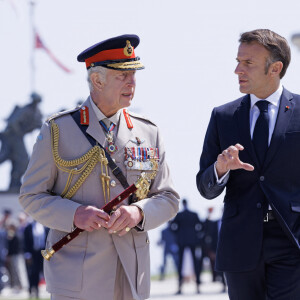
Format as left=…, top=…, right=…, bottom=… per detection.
left=215, top=143, right=254, bottom=178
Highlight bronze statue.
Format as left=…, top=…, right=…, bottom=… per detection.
left=0, top=93, right=42, bottom=192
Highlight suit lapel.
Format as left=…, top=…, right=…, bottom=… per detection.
left=84, top=98, right=107, bottom=146
left=262, top=88, right=294, bottom=171
left=236, top=95, right=260, bottom=169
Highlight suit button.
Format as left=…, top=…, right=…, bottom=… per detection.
left=208, top=181, right=213, bottom=188
left=260, top=176, right=265, bottom=181
left=257, top=203, right=262, bottom=209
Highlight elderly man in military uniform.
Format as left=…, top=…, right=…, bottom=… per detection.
left=19, top=34, right=179, bottom=300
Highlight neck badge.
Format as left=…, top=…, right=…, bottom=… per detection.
left=100, top=120, right=118, bottom=154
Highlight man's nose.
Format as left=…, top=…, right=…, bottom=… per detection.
left=234, top=63, right=243, bottom=75
left=126, top=74, right=136, bottom=86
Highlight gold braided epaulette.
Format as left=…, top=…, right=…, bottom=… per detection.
left=50, top=120, right=107, bottom=199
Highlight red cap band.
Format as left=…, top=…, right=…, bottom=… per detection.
left=85, top=47, right=136, bottom=68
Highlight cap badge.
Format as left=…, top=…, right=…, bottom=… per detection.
left=124, top=40, right=133, bottom=57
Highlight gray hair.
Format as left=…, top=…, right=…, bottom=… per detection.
left=87, top=66, right=107, bottom=91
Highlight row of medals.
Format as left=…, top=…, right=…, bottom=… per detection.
left=105, top=131, right=159, bottom=171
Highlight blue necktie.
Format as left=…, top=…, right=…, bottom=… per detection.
left=252, top=100, right=270, bottom=166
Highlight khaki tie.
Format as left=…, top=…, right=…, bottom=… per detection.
left=102, top=118, right=111, bottom=129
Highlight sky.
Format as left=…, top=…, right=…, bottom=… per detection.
left=1, top=0, right=300, bottom=274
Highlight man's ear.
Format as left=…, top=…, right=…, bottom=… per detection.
left=270, top=61, right=283, bottom=77
left=90, top=73, right=103, bottom=91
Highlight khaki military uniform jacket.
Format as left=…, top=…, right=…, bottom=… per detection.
left=19, top=97, right=179, bottom=300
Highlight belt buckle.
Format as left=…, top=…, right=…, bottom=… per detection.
left=263, top=213, right=269, bottom=223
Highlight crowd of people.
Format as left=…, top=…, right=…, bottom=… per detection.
left=0, top=208, right=47, bottom=298
left=158, top=200, right=226, bottom=295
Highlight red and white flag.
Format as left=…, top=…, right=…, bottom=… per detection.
left=35, top=31, right=72, bottom=73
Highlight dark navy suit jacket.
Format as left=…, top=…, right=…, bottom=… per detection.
left=171, top=209, right=204, bottom=247
left=196, top=88, right=300, bottom=272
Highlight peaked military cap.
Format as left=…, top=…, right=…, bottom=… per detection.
left=77, top=34, right=144, bottom=71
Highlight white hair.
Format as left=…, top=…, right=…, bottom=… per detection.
left=87, top=66, right=107, bottom=91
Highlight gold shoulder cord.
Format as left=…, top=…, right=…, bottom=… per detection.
left=50, top=120, right=110, bottom=202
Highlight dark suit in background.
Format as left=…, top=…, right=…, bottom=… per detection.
left=196, top=29, right=300, bottom=299
left=158, top=221, right=179, bottom=280
left=202, top=208, right=226, bottom=292
left=24, top=221, right=47, bottom=298
left=171, top=199, right=204, bottom=294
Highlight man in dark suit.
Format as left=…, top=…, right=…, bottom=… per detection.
left=196, top=29, right=300, bottom=299
left=202, top=207, right=226, bottom=292
left=171, top=199, right=204, bottom=294
left=157, top=221, right=179, bottom=280
left=23, top=220, right=47, bottom=299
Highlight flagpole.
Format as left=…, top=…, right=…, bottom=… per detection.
left=29, top=0, right=36, bottom=93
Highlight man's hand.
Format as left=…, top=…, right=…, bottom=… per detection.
left=216, top=143, right=254, bottom=178
left=107, top=205, right=143, bottom=236
left=73, top=205, right=110, bottom=232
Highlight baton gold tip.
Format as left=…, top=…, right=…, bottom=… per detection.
left=41, top=248, right=55, bottom=261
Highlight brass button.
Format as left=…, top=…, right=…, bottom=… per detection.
left=110, top=180, right=116, bottom=187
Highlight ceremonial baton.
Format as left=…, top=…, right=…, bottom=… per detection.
left=41, top=171, right=155, bottom=261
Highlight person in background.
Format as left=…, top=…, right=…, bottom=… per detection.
left=16, top=212, right=29, bottom=292
left=202, top=207, right=226, bottom=292
left=0, top=209, right=12, bottom=229
left=171, top=199, right=204, bottom=294
left=0, top=225, right=7, bottom=293
left=0, top=209, right=11, bottom=292
left=157, top=221, right=179, bottom=280
left=23, top=220, right=47, bottom=299
left=6, top=220, right=22, bottom=292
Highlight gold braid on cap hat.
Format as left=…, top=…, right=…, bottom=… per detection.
left=50, top=120, right=110, bottom=202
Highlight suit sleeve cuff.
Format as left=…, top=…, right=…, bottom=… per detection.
left=214, top=162, right=230, bottom=185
